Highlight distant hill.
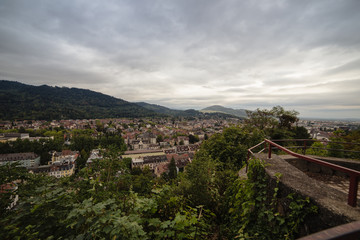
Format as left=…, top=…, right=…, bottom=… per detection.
left=135, top=102, right=241, bottom=119
left=0, top=80, right=157, bottom=120
left=135, top=102, right=186, bottom=117
left=201, top=105, right=248, bottom=118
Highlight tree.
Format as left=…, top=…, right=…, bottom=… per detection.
left=156, top=135, right=163, bottom=143
left=71, top=135, right=95, bottom=152
left=168, top=157, right=177, bottom=180
left=199, top=126, right=264, bottom=170
left=188, top=134, right=199, bottom=144
left=245, top=106, right=299, bottom=131
left=272, top=105, right=299, bottom=130
left=99, top=134, right=127, bottom=152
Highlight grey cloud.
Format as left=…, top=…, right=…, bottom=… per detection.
left=0, top=0, right=360, bottom=118
left=325, top=59, right=360, bottom=76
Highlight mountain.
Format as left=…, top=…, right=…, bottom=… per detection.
left=201, top=105, right=248, bottom=118
left=135, top=102, right=186, bottom=116
left=135, top=102, right=241, bottom=119
left=0, top=80, right=157, bottom=120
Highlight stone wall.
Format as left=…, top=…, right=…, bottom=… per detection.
left=254, top=153, right=360, bottom=236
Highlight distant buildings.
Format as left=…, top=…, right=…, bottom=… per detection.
left=124, top=144, right=199, bottom=176
left=29, top=150, right=78, bottom=178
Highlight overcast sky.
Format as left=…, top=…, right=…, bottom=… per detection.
left=1, top=0, right=360, bottom=119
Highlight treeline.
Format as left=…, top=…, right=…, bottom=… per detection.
left=0, top=138, right=64, bottom=165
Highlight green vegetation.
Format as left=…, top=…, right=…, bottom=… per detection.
left=305, top=129, right=360, bottom=159
left=245, top=106, right=311, bottom=149
left=0, top=125, right=318, bottom=239
left=201, top=105, right=248, bottom=118
left=228, top=159, right=317, bottom=239
left=136, top=102, right=244, bottom=119
left=0, top=138, right=64, bottom=165
left=0, top=80, right=157, bottom=120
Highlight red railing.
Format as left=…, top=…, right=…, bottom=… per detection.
left=270, top=138, right=360, bottom=157
left=247, top=139, right=360, bottom=207
left=297, top=220, right=360, bottom=240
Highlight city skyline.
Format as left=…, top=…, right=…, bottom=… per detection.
left=0, top=0, right=360, bottom=118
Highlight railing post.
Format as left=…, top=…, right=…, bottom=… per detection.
left=268, top=142, right=272, bottom=159
left=348, top=174, right=359, bottom=207
left=246, top=151, right=250, bottom=172
left=303, top=140, right=307, bottom=155
left=264, top=141, right=267, bottom=152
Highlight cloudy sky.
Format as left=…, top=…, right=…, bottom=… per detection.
left=1, top=0, right=360, bottom=119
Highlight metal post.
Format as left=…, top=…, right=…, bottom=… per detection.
left=246, top=151, right=250, bottom=172
left=348, top=174, right=359, bottom=207
left=303, top=140, right=307, bottom=155
left=268, top=142, right=272, bottom=159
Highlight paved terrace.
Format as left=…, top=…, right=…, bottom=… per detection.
left=253, top=153, right=360, bottom=235
left=281, top=155, right=360, bottom=202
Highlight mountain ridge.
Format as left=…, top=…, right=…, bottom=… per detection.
left=0, top=80, right=157, bottom=120
left=0, top=80, right=244, bottom=121
left=201, top=105, right=248, bottom=118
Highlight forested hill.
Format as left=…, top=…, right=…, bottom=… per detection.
left=201, top=105, right=248, bottom=118
left=0, top=80, right=157, bottom=120
left=135, top=102, right=242, bottom=119
left=135, top=102, right=187, bottom=116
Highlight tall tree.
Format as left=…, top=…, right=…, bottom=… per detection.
left=168, top=157, right=177, bottom=180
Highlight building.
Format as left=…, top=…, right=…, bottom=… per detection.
left=0, top=152, right=40, bottom=168
left=86, top=149, right=103, bottom=165
left=123, top=149, right=167, bottom=171
left=49, top=162, right=75, bottom=178
left=29, top=162, right=75, bottom=178
left=132, top=155, right=168, bottom=171
left=51, top=150, right=79, bottom=164
left=0, top=133, right=29, bottom=142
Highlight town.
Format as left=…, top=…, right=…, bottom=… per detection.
left=1, top=117, right=359, bottom=179
left=0, top=117, right=240, bottom=178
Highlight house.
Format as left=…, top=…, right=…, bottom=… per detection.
left=123, top=149, right=167, bottom=171
left=86, top=149, right=103, bottom=165
left=132, top=155, right=168, bottom=171
left=0, top=152, right=40, bottom=168
left=29, top=162, right=75, bottom=178
left=49, top=162, right=75, bottom=178
left=51, top=150, right=79, bottom=164
left=154, top=153, right=193, bottom=177
left=166, top=153, right=192, bottom=172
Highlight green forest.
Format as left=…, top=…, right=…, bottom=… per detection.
left=0, top=80, right=157, bottom=120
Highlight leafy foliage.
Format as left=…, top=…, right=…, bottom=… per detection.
left=227, top=159, right=317, bottom=239
left=245, top=106, right=300, bottom=137
left=0, top=124, right=320, bottom=239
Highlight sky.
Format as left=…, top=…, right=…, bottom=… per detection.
left=0, top=0, right=360, bottom=119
